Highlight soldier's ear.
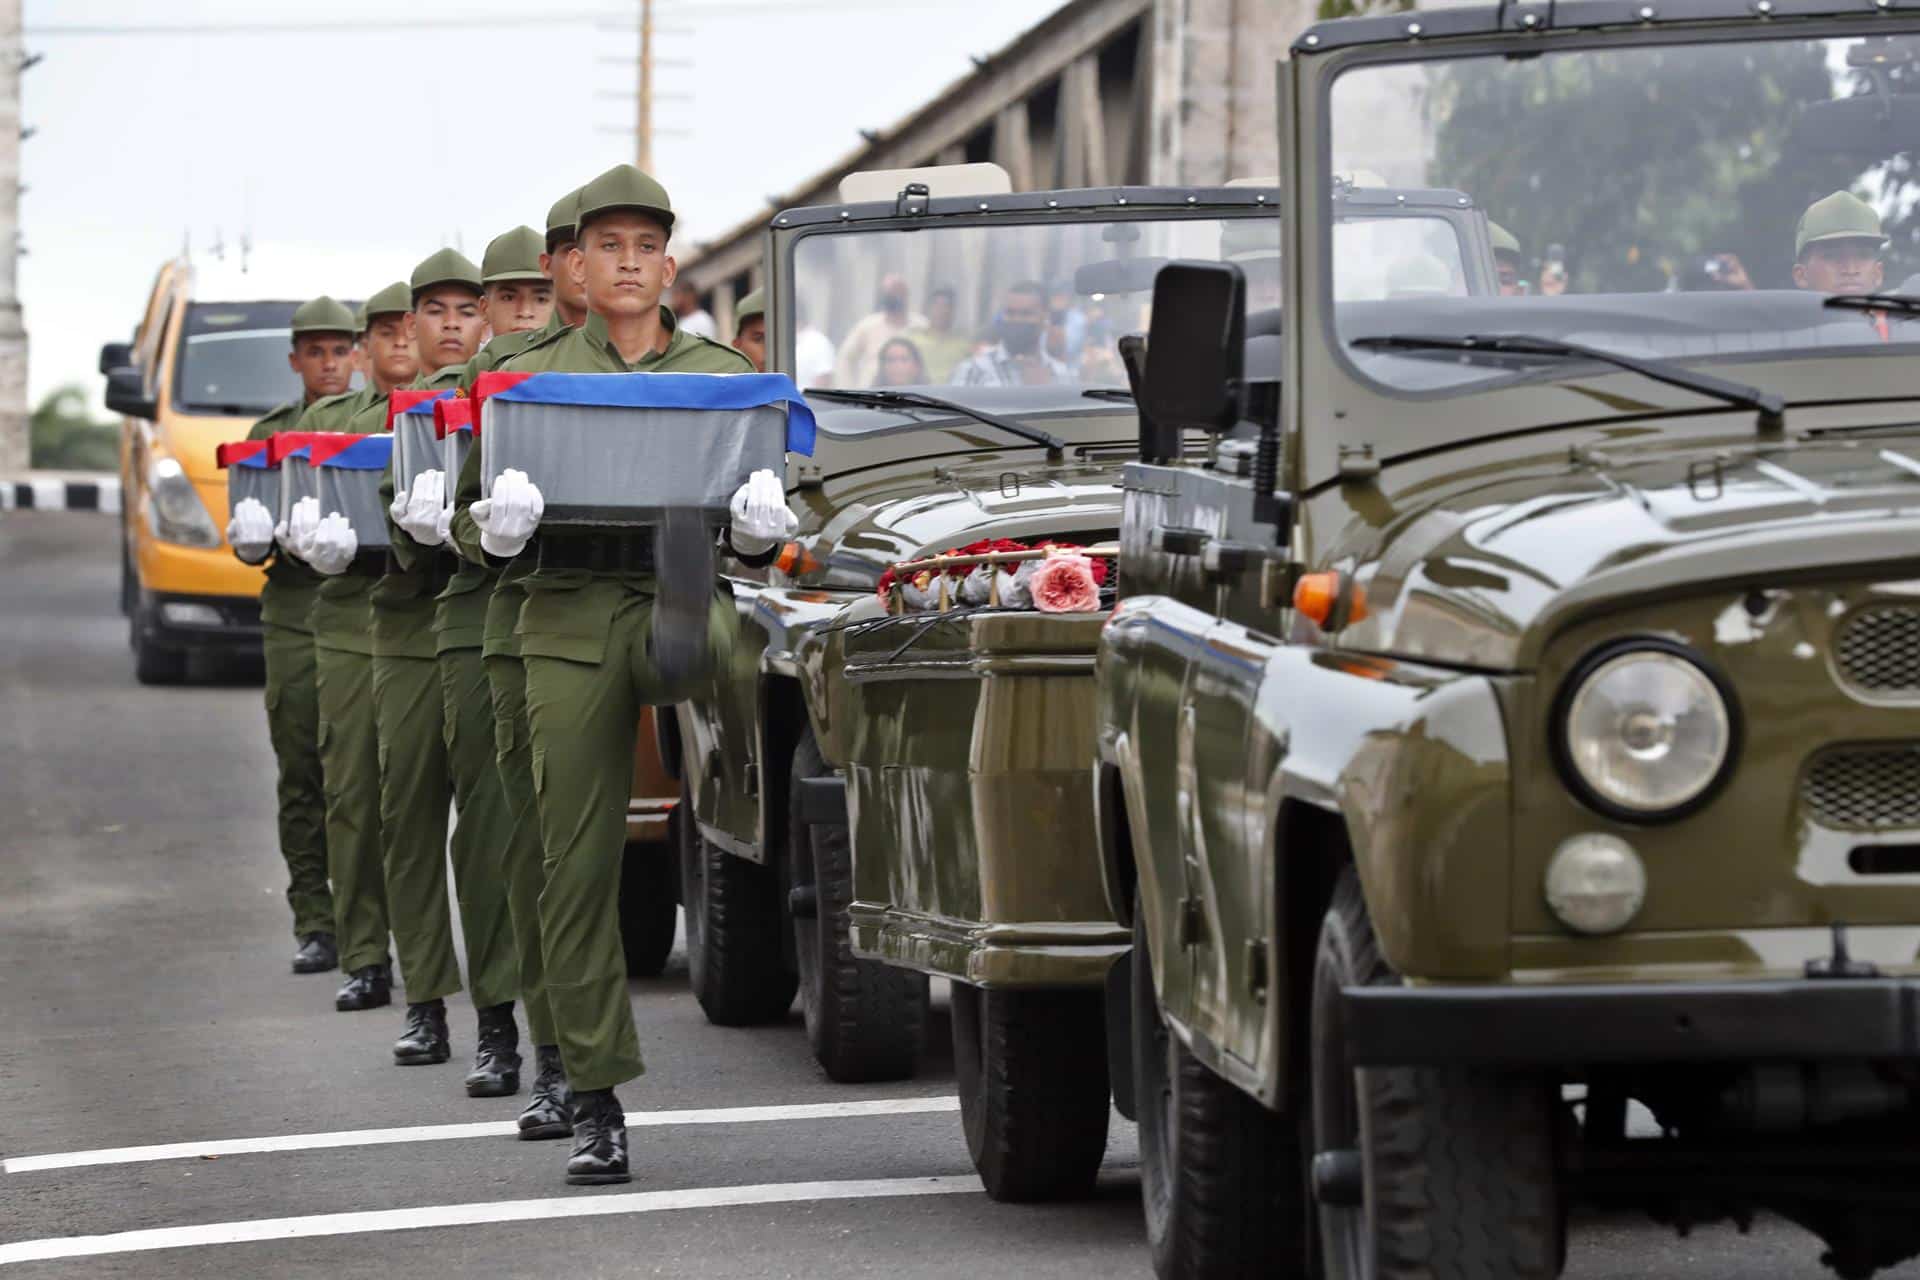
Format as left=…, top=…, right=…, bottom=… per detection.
left=567, top=246, right=587, bottom=292
left=1792, top=262, right=1809, bottom=289
left=661, top=255, right=678, bottom=291
left=286, top=347, right=301, bottom=373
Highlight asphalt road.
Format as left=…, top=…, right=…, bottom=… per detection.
left=0, top=510, right=1910, bottom=1279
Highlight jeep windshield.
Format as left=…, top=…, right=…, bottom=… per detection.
left=1329, top=33, right=1920, bottom=394
left=790, top=213, right=1279, bottom=392
left=172, top=301, right=306, bottom=415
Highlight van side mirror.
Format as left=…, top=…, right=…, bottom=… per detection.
left=1142, top=261, right=1246, bottom=434
left=98, top=341, right=134, bottom=375
left=105, top=367, right=156, bottom=420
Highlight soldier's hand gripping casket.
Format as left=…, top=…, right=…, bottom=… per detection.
left=283, top=496, right=323, bottom=564
left=227, top=497, right=275, bottom=564
left=396, top=469, right=447, bottom=547
left=727, top=468, right=798, bottom=555
left=471, top=468, right=543, bottom=559
left=306, top=512, right=359, bottom=576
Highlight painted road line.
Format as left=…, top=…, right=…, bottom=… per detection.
left=0, top=1175, right=982, bottom=1265
left=3, top=1096, right=961, bottom=1174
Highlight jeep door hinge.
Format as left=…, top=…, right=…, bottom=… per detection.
left=1245, top=939, right=1270, bottom=1003
left=1177, top=896, right=1206, bottom=949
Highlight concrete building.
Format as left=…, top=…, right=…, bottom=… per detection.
left=0, top=0, right=26, bottom=476
left=678, top=0, right=1310, bottom=337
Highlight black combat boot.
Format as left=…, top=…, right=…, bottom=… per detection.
left=393, top=999, right=451, bottom=1065
left=334, top=961, right=392, bottom=1012
left=517, top=1045, right=572, bottom=1141
left=465, top=1003, right=522, bottom=1097
left=291, top=932, right=338, bottom=975
left=565, top=1088, right=629, bottom=1185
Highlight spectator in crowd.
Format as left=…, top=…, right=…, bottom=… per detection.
left=671, top=281, right=716, bottom=338
left=794, top=300, right=837, bottom=388
left=950, top=281, right=1072, bottom=387
left=1677, top=252, right=1754, bottom=292
left=1045, top=281, right=1087, bottom=364
left=906, top=286, right=972, bottom=382
left=835, top=273, right=924, bottom=388
left=873, top=336, right=929, bottom=387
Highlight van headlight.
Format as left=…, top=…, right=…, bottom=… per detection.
left=147, top=455, right=220, bottom=548
left=1557, top=641, right=1736, bottom=821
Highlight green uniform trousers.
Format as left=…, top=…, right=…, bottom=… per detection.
left=261, top=622, right=332, bottom=938
left=436, top=645, right=521, bottom=1011
left=521, top=580, right=732, bottom=1092
left=370, top=652, right=462, bottom=1003
left=315, top=646, right=389, bottom=972
left=485, top=651, right=555, bottom=1045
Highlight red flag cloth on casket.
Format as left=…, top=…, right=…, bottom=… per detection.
left=433, top=397, right=474, bottom=440
left=214, top=440, right=270, bottom=469
left=384, top=388, right=448, bottom=432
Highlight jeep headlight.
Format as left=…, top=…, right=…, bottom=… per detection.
left=1558, top=642, right=1735, bottom=820
left=147, top=455, right=220, bottom=548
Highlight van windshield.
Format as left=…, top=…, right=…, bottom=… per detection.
left=171, top=301, right=304, bottom=415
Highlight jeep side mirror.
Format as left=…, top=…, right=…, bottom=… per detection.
left=1142, top=261, right=1246, bottom=434
left=98, top=341, right=134, bottom=375
left=105, top=367, right=156, bottom=420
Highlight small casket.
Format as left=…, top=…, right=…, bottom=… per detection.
left=434, top=396, right=473, bottom=489
left=215, top=439, right=276, bottom=515
left=312, top=433, right=394, bottom=550
left=389, top=389, right=451, bottom=498
left=476, top=371, right=816, bottom=527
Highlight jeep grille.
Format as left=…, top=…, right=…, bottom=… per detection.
left=1836, top=606, right=1920, bottom=696
left=1803, top=744, right=1920, bottom=830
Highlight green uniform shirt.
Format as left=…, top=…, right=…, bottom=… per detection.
left=447, top=307, right=750, bottom=658
left=433, top=317, right=565, bottom=651
left=247, top=400, right=325, bottom=631
left=300, top=384, right=384, bottom=654
left=364, top=366, right=463, bottom=660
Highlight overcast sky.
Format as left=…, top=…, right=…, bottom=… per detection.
left=21, top=0, right=1055, bottom=408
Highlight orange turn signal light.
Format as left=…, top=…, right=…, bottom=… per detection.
left=1293, top=571, right=1369, bottom=629
left=775, top=541, right=820, bottom=576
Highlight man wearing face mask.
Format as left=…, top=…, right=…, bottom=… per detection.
left=949, top=281, right=1071, bottom=387
left=834, top=272, right=923, bottom=389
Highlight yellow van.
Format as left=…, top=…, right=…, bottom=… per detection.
left=102, top=259, right=316, bottom=684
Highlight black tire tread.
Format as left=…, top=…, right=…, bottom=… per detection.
left=793, top=730, right=926, bottom=1082
left=1325, top=870, right=1561, bottom=1280
left=683, top=781, right=796, bottom=1026
left=953, top=984, right=1110, bottom=1202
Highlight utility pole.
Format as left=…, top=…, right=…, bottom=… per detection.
left=637, top=0, right=652, bottom=172
left=0, top=0, right=28, bottom=478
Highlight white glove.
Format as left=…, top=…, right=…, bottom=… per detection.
left=306, top=512, right=359, bottom=576
left=227, top=497, right=275, bottom=563
left=399, top=470, right=446, bottom=546
left=727, top=468, right=797, bottom=555
left=471, top=468, right=543, bottom=559
left=285, top=496, right=322, bottom=563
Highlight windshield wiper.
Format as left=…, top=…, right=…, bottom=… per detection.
left=1081, top=387, right=1134, bottom=403
left=806, top=388, right=1065, bottom=456
left=1823, top=293, right=1920, bottom=317
left=1350, top=333, right=1785, bottom=433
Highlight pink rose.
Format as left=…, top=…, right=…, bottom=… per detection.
left=1030, top=553, right=1101, bottom=613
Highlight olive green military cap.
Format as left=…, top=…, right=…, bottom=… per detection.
left=363, top=280, right=412, bottom=321
left=290, top=295, right=357, bottom=337
left=576, top=164, right=674, bottom=233
left=1490, top=221, right=1522, bottom=259
left=546, top=188, right=582, bottom=251
left=410, top=248, right=484, bottom=304
left=1796, top=191, right=1886, bottom=258
left=482, top=226, right=547, bottom=284
left=734, top=288, right=764, bottom=327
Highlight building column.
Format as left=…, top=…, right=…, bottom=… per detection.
left=1149, top=0, right=1307, bottom=187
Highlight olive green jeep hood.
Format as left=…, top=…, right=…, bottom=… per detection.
left=1325, top=414, right=1920, bottom=671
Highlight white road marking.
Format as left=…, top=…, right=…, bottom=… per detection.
left=0, top=1175, right=982, bottom=1265
left=3, top=1096, right=960, bottom=1174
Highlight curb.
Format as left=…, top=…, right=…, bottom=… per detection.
left=0, top=476, right=122, bottom=514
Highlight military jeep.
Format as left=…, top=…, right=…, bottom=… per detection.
left=1098, top=8, right=1920, bottom=1278
left=667, top=169, right=1283, bottom=1199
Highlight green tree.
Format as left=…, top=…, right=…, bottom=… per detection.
left=31, top=384, right=120, bottom=472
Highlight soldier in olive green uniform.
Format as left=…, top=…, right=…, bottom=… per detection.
left=443, top=189, right=588, bottom=1143
left=466, top=165, right=767, bottom=1186
left=225, top=297, right=358, bottom=976
left=732, top=289, right=767, bottom=372
left=298, top=283, right=418, bottom=1011
left=347, top=249, right=521, bottom=1088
